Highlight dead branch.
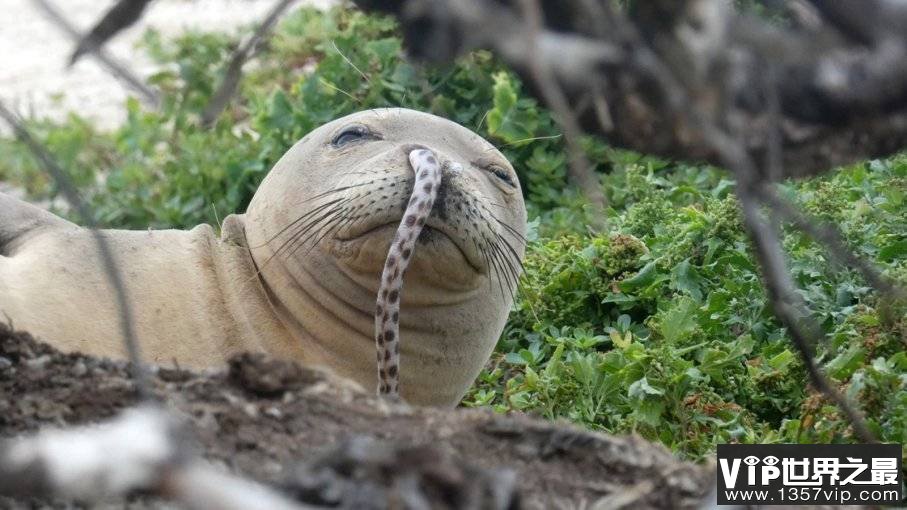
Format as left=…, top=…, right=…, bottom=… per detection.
left=31, top=0, right=160, bottom=108
left=200, top=0, right=298, bottom=127
left=737, top=184, right=876, bottom=443
left=353, top=0, right=907, bottom=180
left=518, top=0, right=608, bottom=226
left=69, top=0, right=155, bottom=66
left=756, top=183, right=907, bottom=300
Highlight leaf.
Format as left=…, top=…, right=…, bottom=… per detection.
left=505, top=352, right=527, bottom=365
left=520, top=349, right=537, bottom=365
left=508, top=391, right=532, bottom=409
left=610, top=330, right=631, bottom=350
left=726, top=335, right=755, bottom=359
left=670, top=259, right=704, bottom=301
left=619, top=261, right=657, bottom=291
left=878, top=240, right=907, bottom=261
left=825, top=345, right=866, bottom=380
left=617, top=314, right=632, bottom=331
left=485, top=72, right=539, bottom=143
left=525, top=217, right=540, bottom=242
left=684, top=367, right=707, bottom=383
left=628, top=376, right=664, bottom=400
left=659, top=297, right=699, bottom=344
left=632, top=399, right=665, bottom=427
left=363, top=37, right=400, bottom=66
left=601, top=293, right=639, bottom=306
left=767, top=349, right=795, bottom=371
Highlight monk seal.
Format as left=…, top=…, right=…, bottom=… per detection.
left=0, top=108, right=527, bottom=406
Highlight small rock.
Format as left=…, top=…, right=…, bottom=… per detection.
left=25, top=355, right=51, bottom=370
left=228, top=352, right=322, bottom=397
left=243, top=403, right=260, bottom=418
left=71, top=361, right=87, bottom=377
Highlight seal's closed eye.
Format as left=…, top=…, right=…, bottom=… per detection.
left=487, top=164, right=516, bottom=187
left=332, top=124, right=375, bottom=147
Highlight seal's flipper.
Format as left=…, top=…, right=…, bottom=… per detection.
left=0, top=192, right=76, bottom=256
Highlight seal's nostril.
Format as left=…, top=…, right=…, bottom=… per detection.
left=401, top=143, right=429, bottom=155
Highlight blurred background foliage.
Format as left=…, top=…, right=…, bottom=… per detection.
left=0, top=6, right=904, bottom=460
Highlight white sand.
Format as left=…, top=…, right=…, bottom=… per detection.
left=0, top=0, right=336, bottom=131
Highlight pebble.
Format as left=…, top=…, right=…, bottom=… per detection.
left=25, top=354, right=51, bottom=370
left=71, top=360, right=87, bottom=377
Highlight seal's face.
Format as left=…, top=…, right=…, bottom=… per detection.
left=244, top=108, right=527, bottom=406
left=295, top=109, right=523, bottom=288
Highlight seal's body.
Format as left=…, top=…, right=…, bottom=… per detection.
left=0, top=207, right=299, bottom=367
left=0, top=108, right=527, bottom=406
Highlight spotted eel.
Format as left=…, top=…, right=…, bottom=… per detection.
left=374, top=148, right=441, bottom=397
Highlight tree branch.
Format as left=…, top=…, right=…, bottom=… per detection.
left=200, top=0, right=298, bottom=127
left=68, top=0, right=154, bottom=66
left=354, top=0, right=907, bottom=179
left=31, top=0, right=160, bottom=108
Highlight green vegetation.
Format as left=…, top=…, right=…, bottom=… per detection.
left=1, top=6, right=904, bottom=461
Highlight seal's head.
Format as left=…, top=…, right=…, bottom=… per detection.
left=245, top=108, right=526, bottom=406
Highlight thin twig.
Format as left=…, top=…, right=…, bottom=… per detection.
left=517, top=0, right=608, bottom=230
left=757, top=183, right=907, bottom=300
left=736, top=185, right=876, bottom=443
left=69, top=0, right=154, bottom=66
left=31, top=0, right=160, bottom=108
left=0, top=101, right=152, bottom=400
left=200, top=0, right=297, bottom=127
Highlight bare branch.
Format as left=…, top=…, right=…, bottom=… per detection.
left=518, top=0, right=607, bottom=228
left=69, top=0, right=154, bottom=66
left=0, top=406, right=178, bottom=500
left=736, top=186, right=876, bottom=443
left=164, top=462, right=319, bottom=510
left=200, top=0, right=298, bottom=127
left=31, top=0, right=160, bottom=108
left=756, top=183, right=907, bottom=301
left=355, top=0, right=907, bottom=179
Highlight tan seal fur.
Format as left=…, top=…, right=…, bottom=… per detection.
left=0, top=108, right=527, bottom=406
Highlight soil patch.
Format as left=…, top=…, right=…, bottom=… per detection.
left=0, top=323, right=711, bottom=509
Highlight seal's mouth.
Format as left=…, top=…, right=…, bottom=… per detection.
left=336, top=219, right=484, bottom=274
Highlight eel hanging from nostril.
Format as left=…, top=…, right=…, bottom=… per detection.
left=375, top=148, right=442, bottom=397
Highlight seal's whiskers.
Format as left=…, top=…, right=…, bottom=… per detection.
left=375, top=149, right=441, bottom=397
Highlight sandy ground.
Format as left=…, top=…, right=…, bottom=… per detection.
left=0, top=0, right=336, bottom=132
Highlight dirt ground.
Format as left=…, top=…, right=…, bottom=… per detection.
left=0, top=323, right=716, bottom=509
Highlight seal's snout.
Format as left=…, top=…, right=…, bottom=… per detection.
left=444, top=161, right=464, bottom=174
